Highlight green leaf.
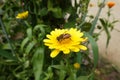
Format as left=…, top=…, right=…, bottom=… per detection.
left=99, top=18, right=106, bottom=26
left=21, top=37, right=29, bottom=51
left=33, top=24, right=47, bottom=42
left=51, top=7, right=62, bottom=18
left=81, top=22, right=92, bottom=32
left=0, top=9, right=4, bottom=15
left=40, top=8, right=48, bottom=16
left=25, top=40, right=37, bottom=54
left=32, top=46, right=44, bottom=80
left=76, top=52, right=82, bottom=64
left=33, top=24, right=46, bottom=35
left=77, top=76, right=88, bottom=80
left=27, top=28, right=32, bottom=40
left=59, top=70, right=66, bottom=80
left=64, top=21, right=76, bottom=28
left=51, top=62, right=66, bottom=80
left=0, top=49, right=17, bottom=60
left=47, top=0, right=53, bottom=11
left=51, top=65, right=65, bottom=70
left=2, top=43, right=11, bottom=50
left=112, top=20, right=119, bottom=24
left=99, top=18, right=111, bottom=47
left=43, top=67, right=53, bottom=80
left=89, top=0, right=105, bottom=35
left=66, top=71, right=76, bottom=80
left=85, top=32, right=99, bottom=68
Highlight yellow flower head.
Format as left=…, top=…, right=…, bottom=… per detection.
left=107, top=1, right=115, bottom=8
left=73, top=63, right=80, bottom=69
left=43, top=28, right=87, bottom=58
left=16, top=11, right=28, bottom=19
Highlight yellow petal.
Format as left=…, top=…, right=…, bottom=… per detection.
left=72, top=47, right=80, bottom=52
left=16, top=11, right=28, bottom=19
left=43, top=39, right=51, bottom=43
left=50, top=49, right=60, bottom=58
left=63, top=49, right=70, bottom=54
left=46, top=35, right=51, bottom=38
left=79, top=45, right=87, bottom=50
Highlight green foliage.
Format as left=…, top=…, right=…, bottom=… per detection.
left=0, top=49, right=17, bottom=60
left=32, top=46, right=44, bottom=80
left=85, top=33, right=98, bottom=68
left=0, top=0, right=118, bottom=80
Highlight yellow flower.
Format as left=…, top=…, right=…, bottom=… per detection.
left=107, top=1, right=115, bottom=8
left=73, top=63, right=80, bottom=69
left=43, top=28, right=87, bottom=58
left=16, top=11, right=28, bottom=19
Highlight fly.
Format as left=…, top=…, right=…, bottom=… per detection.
left=57, top=33, right=71, bottom=41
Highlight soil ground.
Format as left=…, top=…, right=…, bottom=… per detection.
left=95, top=58, right=120, bottom=80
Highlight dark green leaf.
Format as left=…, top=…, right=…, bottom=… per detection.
left=76, top=52, right=82, bottom=64
left=33, top=24, right=46, bottom=35
left=81, top=22, right=92, bottom=32
left=51, top=7, right=62, bottom=18
left=51, top=65, right=65, bottom=70
left=47, top=0, right=53, bottom=11
left=40, top=8, right=48, bottom=16
left=99, top=18, right=111, bottom=47
left=0, top=49, right=17, bottom=60
left=99, top=18, right=106, bottom=27
left=64, top=21, right=76, bottom=28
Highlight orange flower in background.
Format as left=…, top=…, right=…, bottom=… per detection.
left=107, top=1, right=115, bottom=8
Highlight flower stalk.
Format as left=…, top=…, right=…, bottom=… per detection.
left=0, top=16, right=15, bottom=56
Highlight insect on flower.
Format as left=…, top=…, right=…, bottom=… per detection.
left=57, top=33, right=71, bottom=42
left=43, top=28, right=87, bottom=58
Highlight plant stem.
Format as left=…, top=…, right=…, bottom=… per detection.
left=89, top=0, right=106, bottom=35
left=0, top=16, right=15, bottom=56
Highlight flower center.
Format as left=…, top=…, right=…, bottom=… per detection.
left=56, top=33, right=71, bottom=44
left=61, top=38, right=71, bottom=44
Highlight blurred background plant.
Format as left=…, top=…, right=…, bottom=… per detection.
left=0, top=0, right=118, bottom=80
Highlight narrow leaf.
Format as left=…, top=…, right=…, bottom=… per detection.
left=27, top=28, right=32, bottom=40
left=21, top=37, right=29, bottom=51
left=89, top=0, right=105, bottom=35
left=85, top=32, right=99, bottom=68
left=34, top=24, right=46, bottom=35
left=99, top=18, right=111, bottom=47
left=0, top=49, right=17, bottom=60
left=32, top=46, right=44, bottom=80
left=76, top=52, right=82, bottom=64
left=25, top=40, right=37, bottom=54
